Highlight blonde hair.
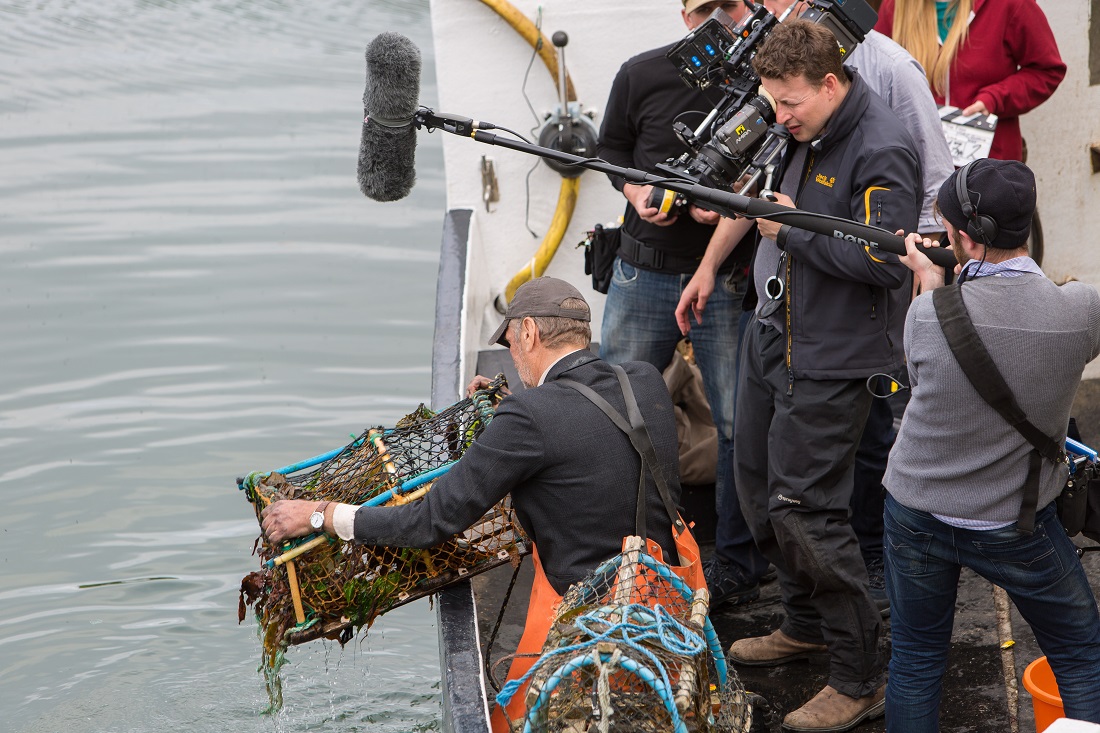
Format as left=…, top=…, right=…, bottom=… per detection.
left=891, top=0, right=972, bottom=96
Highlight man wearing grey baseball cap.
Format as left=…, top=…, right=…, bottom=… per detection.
left=263, top=277, right=698, bottom=726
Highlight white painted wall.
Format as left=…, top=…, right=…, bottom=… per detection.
left=1022, top=0, right=1100, bottom=377
left=429, top=0, right=687, bottom=383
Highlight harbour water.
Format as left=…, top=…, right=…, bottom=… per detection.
left=0, top=1, right=447, bottom=730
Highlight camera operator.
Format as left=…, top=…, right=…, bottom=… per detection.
left=676, top=0, right=953, bottom=619
left=597, top=0, right=774, bottom=609
left=710, top=20, right=921, bottom=731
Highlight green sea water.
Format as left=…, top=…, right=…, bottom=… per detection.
left=0, top=1, right=448, bottom=730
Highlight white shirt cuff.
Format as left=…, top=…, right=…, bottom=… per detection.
left=332, top=503, right=357, bottom=541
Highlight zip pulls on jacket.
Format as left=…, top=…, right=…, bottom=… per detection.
left=785, top=150, right=817, bottom=395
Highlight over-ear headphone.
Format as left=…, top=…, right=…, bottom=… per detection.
left=955, top=160, right=998, bottom=246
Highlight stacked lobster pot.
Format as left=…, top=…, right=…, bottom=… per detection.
left=497, top=536, right=752, bottom=733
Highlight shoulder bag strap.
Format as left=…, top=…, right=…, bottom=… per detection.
left=932, top=285, right=1066, bottom=531
left=557, top=366, right=685, bottom=540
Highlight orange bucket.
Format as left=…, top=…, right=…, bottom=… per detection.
left=1023, top=656, right=1064, bottom=732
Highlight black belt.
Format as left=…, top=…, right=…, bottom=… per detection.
left=619, top=231, right=703, bottom=273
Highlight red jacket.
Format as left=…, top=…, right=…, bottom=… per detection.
left=876, top=0, right=1065, bottom=161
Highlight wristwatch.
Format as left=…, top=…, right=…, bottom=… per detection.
left=309, top=501, right=331, bottom=531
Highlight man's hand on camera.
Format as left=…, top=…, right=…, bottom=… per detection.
left=675, top=267, right=717, bottom=335
left=757, top=192, right=793, bottom=240
left=732, top=172, right=757, bottom=199
left=688, top=205, right=721, bottom=226
left=625, top=183, right=678, bottom=226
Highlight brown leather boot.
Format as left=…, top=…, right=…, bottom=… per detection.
left=781, top=684, right=886, bottom=732
left=727, top=628, right=828, bottom=667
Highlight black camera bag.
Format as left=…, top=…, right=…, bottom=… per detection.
left=1057, top=419, right=1100, bottom=543
left=581, top=224, right=620, bottom=294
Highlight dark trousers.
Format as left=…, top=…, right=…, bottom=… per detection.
left=851, top=393, right=896, bottom=562
left=716, top=307, right=773, bottom=582
left=734, top=317, right=884, bottom=698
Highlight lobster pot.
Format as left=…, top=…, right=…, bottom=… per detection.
left=502, top=540, right=751, bottom=733
left=238, top=376, right=528, bottom=667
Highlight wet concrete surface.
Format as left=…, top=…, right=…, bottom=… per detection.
left=707, top=559, right=1053, bottom=733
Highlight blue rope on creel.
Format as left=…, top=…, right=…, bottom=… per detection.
left=583, top=550, right=730, bottom=687
left=495, top=602, right=702, bottom=733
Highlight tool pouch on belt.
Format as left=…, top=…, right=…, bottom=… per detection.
left=1057, top=419, right=1100, bottom=543
left=1054, top=458, right=1100, bottom=543
left=579, top=223, right=620, bottom=294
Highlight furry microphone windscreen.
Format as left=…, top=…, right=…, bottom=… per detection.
left=357, top=33, right=421, bottom=202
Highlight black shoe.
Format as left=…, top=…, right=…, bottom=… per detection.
left=704, top=556, right=761, bottom=608
left=865, top=557, right=890, bottom=618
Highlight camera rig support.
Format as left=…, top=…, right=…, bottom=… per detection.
left=653, top=0, right=878, bottom=203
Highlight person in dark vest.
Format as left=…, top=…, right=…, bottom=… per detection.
left=598, top=0, right=773, bottom=610
left=683, top=20, right=921, bottom=731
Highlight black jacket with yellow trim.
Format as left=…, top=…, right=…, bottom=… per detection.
left=773, top=70, right=922, bottom=380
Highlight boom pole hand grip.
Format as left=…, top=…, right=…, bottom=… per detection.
left=711, top=189, right=959, bottom=268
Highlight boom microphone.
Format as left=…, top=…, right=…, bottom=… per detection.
left=356, top=32, right=955, bottom=267
left=357, top=32, right=421, bottom=202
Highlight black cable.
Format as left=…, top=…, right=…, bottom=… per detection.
left=671, top=109, right=709, bottom=127
left=518, top=7, right=544, bottom=239
left=491, top=125, right=533, bottom=145
left=484, top=556, right=525, bottom=693
left=518, top=7, right=543, bottom=129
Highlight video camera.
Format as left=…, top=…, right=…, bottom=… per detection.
left=647, top=0, right=877, bottom=210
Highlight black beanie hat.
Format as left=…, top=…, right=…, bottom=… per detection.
left=936, top=159, right=1036, bottom=249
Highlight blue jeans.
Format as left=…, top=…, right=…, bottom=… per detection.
left=884, top=494, right=1100, bottom=731
left=601, top=257, right=768, bottom=582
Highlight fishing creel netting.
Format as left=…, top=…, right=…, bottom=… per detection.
left=237, top=375, right=528, bottom=667
left=498, top=537, right=752, bottom=733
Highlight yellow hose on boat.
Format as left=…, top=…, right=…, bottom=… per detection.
left=503, top=177, right=581, bottom=300
left=478, top=0, right=584, bottom=303
left=477, top=0, right=576, bottom=102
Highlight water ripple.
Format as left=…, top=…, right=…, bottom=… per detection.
left=0, top=0, right=444, bottom=729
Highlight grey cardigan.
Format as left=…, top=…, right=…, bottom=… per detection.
left=885, top=275, right=1100, bottom=523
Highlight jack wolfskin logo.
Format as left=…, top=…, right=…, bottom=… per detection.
left=776, top=493, right=802, bottom=505
left=815, top=173, right=835, bottom=188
